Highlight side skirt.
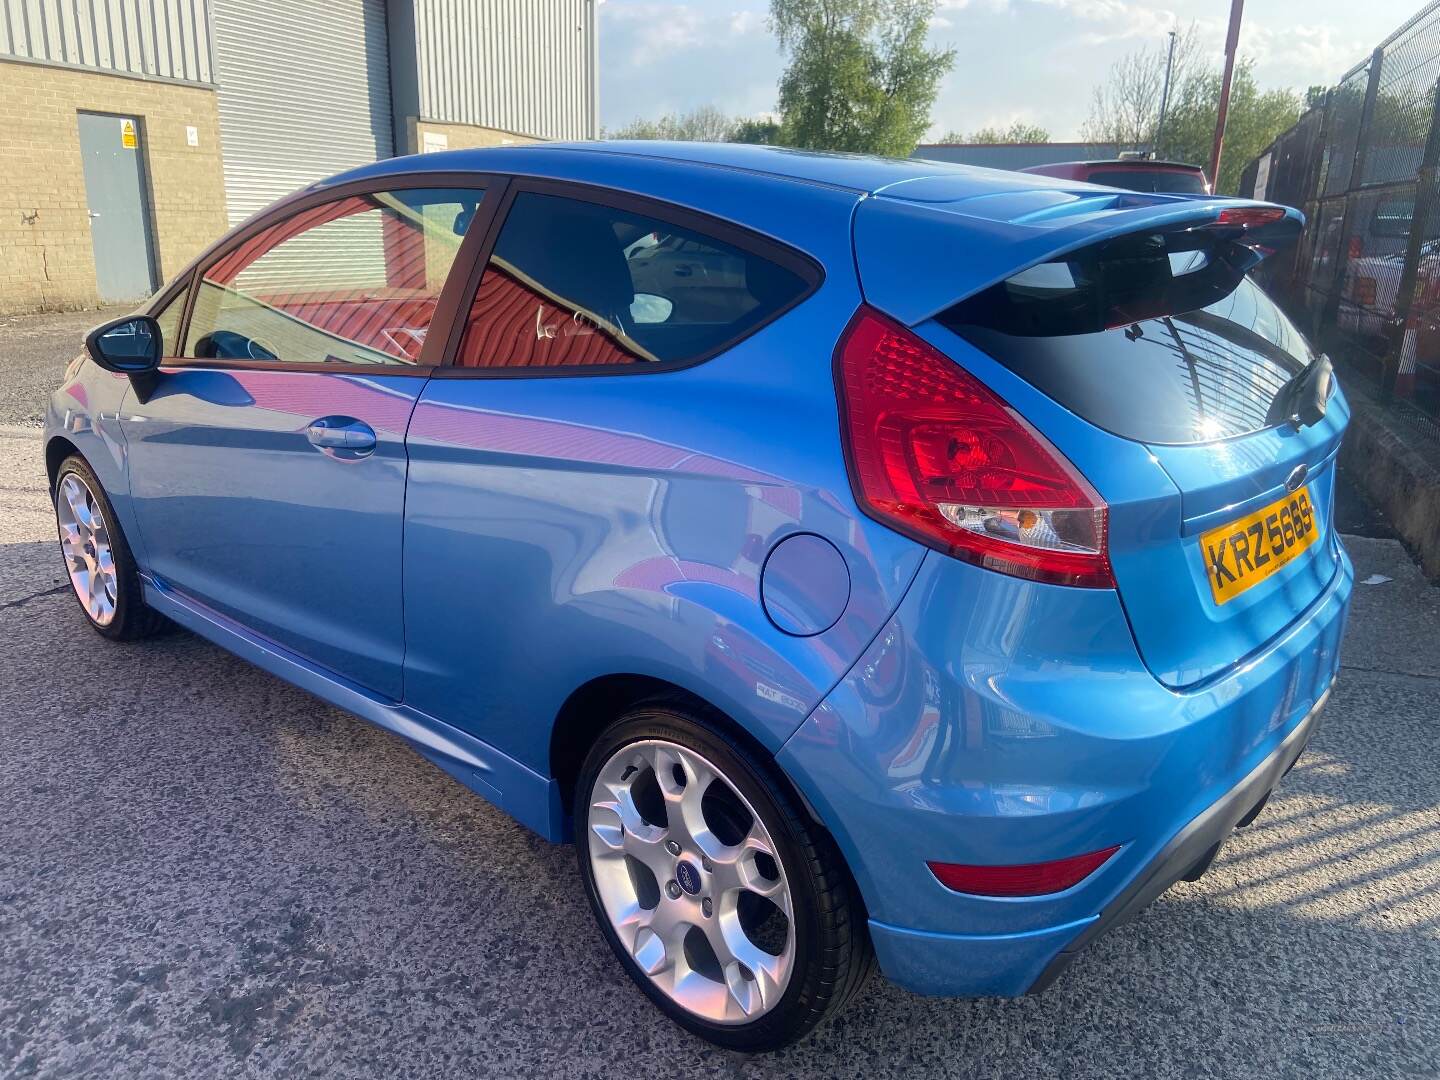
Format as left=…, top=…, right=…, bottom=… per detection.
left=142, top=575, right=568, bottom=842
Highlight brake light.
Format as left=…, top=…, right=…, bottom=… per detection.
left=928, top=845, right=1121, bottom=896
left=834, top=306, right=1114, bottom=588
left=1355, top=276, right=1378, bottom=307
left=1213, top=206, right=1288, bottom=228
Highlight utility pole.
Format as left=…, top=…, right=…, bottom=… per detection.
left=1208, top=0, right=1245, bottom=190
left=1154, top=29, right=1178, bottom=159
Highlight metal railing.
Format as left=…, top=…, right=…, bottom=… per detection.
left=1238, top=1, right=1440, bottom=439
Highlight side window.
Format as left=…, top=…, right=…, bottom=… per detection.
left=185, top=188, right=482, bottom=366
left=150, top=283, right=187, bottom=357
left=455, top=191, right=812, bottom=369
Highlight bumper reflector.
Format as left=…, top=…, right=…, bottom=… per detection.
left=928, top=845, right=1121, bottom=897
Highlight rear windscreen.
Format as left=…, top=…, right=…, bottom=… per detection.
left=1085, top=169, right=1209, bottom=194
left=941, top=231, right=1315, bottom=445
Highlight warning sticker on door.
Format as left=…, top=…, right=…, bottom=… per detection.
left=120, top=120, right=137, bottom=149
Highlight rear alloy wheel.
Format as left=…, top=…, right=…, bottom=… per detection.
left=53, top=454, right=166, bottom=641
left=576, top=703, right=873, bottom=1050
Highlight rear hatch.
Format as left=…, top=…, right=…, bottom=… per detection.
left=855, top=182, right=1345, bottom=689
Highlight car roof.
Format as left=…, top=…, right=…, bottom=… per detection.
left=324, top=140, right=1073, bottom=200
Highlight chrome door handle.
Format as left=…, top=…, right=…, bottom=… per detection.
left=307, top=416, right=376, bottom=454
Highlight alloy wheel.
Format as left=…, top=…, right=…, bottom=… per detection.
left=586, top=738, right=795, bottom=1024
left=56, top=472, right=118, bottom=627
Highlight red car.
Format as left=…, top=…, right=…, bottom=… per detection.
left=1020, top=159, right=1211, bottom=195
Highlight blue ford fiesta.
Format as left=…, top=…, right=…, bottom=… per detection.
left=47, top=142, right=1351, bottom=1050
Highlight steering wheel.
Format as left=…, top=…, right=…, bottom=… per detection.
left=193, top=330, right=278, bottom=362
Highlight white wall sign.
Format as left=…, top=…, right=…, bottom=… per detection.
left=186, top=125, right=200, bottom=147
left=422, top=131, right=448, bottom=154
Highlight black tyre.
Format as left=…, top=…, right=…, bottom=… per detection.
left=575, top=698, right=874, bottom=1051
left=52, top=454, right=167, bottom=641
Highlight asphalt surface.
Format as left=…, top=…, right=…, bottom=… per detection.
left=2, top=311, right=1439, bottom=1079
left=0, top=308, right=127, bottom=428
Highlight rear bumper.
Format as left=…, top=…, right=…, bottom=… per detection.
left=1026, top=683, right=1326, bottom=992
left=777, top=541, right=1352, bottom=998
left=863, top=687, right=1326, bottom=996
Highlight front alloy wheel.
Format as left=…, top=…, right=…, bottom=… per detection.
left=56, top=471, right=119, bottom=626
left=576, top=703, right=873, bottom=1050
left=52, top=454, right=166, bottom=641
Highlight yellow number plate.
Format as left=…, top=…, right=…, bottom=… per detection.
left=1200, top=486, right=1319, bottom=605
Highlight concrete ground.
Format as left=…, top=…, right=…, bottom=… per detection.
left=0, top=308, right=126, bottom=428
left=1, top=312, right=1438, bottom=1079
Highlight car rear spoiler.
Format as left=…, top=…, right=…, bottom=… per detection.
left=854, top=189, right=1304, bottom=327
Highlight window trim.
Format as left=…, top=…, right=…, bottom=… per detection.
left=143, top=266, right=198, bottom=358
left=430, top=175, right=825, bottom=380
left=152, top=173, right=507, bottom=377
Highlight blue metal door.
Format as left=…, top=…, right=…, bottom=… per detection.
left=120, top=370, right=425, bottom=700
left=77, top=112, right=157, bottom=302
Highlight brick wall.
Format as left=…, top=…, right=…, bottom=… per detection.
left=0, top=59, right=228, bottom=315
left=405, top=118, right=542, bottom=156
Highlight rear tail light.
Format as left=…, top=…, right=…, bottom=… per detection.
left=834, top=306, right=1114, bottom=588
left=928, top=845, right=1120, bottom=896
left=1354, top=276, right=1378, bottom=307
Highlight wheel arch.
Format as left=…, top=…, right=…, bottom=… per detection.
left=44, top=428, right=150, bottom=574
left=549, top=673, right=826, bottom=833
left=45, top=435, right=81, bottom=489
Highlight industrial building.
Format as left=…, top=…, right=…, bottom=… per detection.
left=0, top=0, right=599, bottom=313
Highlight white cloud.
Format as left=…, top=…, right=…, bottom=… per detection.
left=601, top=3, right=709, bottom=59
left=1243, top=21, right=1368, bottom=89
left=600, top=1, right=779, bottom=125
left=935, top=0, right=1014, bottom=14
left=600, top=2, right=770, bottom=66
left=1018, top=0, right=1205, bottom=48
left=730, top=9, right=762, bottom=35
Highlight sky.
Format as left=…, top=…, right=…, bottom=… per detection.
left=597, top=0, right=1423, bottom=142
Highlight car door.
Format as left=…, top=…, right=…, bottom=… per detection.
left=398, top=181, right=925, bottom=777
left=120, top=181, right=491, bottom=700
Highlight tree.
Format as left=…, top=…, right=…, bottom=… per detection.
left=1082, top=26, right=1303, bottom=194
left=730, top=118, right=783, bottom=145
left=770, top=0, right=955, bottom=157
left=940, top=120, right=1050, bottom=144
left=605, top=109, right=785, bottom=147
left=1082, top=25, right=1204, bottom=150
left=605, top=106, right=738, bottom=142
left=1157, top=60, right=1301, bottom=194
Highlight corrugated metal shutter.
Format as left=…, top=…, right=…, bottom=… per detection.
left=411, top=0, right=597, bottom=140
left=0, top=0, right=214, bottom=83
left=212, top=0, right=393, bottom=226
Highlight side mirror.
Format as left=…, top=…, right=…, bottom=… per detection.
left=85, top=315, right=162, bottom=403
